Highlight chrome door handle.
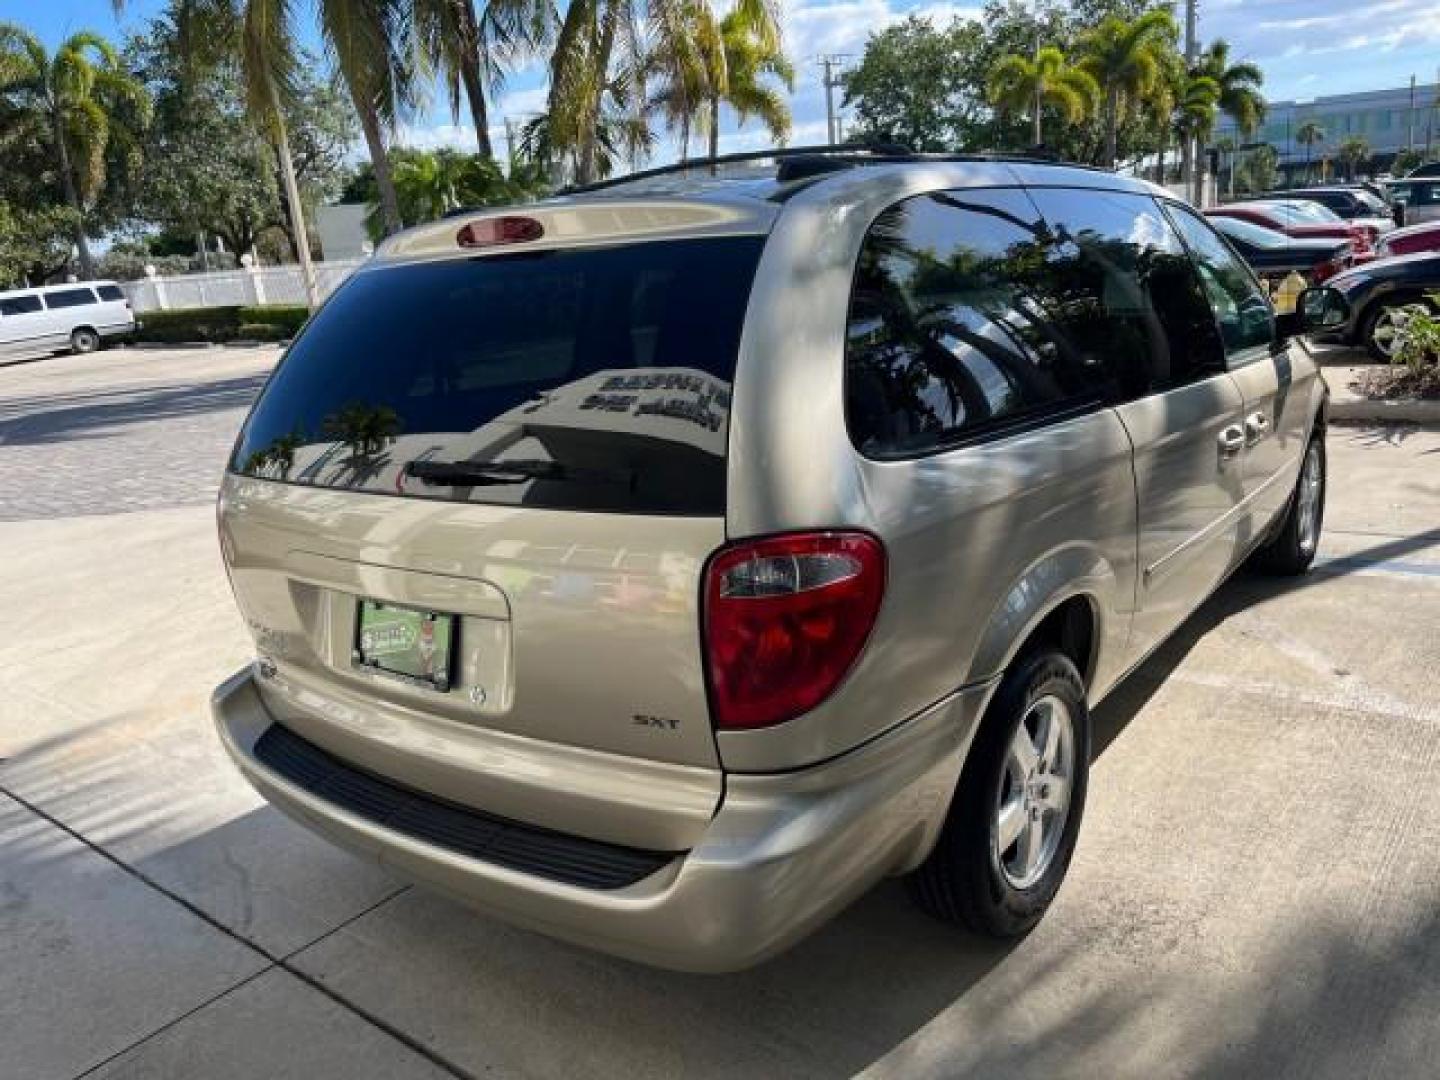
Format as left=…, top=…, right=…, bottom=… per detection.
left=1218, top=425, right=1246, bottom=456
left=1244, top=412, right=1270, bottom=445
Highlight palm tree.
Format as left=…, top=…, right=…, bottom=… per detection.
left=414, top=0, right=552, bottom=160
left=0, top=25, right=150, bottom=279
left=1198, top=40, right=1264, bottom=136
left=1193, top=39, right=1263, bottom=203
left=1172, top=72, right=1220, bottom=202
left=1076, top=10, right=1178, bottom=169
left=318, top=0, right=414, bottom=238
left=642, top=1, right=718, bottom=160
left=368, top=148, right=528, bottom=231
left=1338, top=135, right=1370, bottom=182
left=1145, top=50, right=1182, bottom=184
left=547, top=0, right=777, bottom=185
left=1214, top=134, right=1237, bottom=196
left=124, top=0, right=320, bottom=305
left=987, top=45, right=1098, bottom=149
left=1296, top=118, right=1325, bottom=184
left=702, top=8, right=793, bottom=165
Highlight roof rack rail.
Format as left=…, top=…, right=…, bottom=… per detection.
left=556, top=143, right=1097, bottom=196
left=556, top=143, right=882, bottom=195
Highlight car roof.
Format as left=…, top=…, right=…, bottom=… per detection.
left=0, top=280, right=120, bottom=299
left=377, top=150, right=1164, bottom=264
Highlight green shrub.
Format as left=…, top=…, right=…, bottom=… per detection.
left=237, top=305, right=308, bottom=335
left=136, top=304, right=308, bottom=344
left=236, top=322, right=290, bottom=341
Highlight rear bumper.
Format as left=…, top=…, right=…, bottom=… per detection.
left=213, top=667, right=992, bottom=972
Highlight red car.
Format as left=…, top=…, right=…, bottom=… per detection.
left=1206, top=201, right=1376, bottom=256
left=1375, top=220, right=1440, bottom=259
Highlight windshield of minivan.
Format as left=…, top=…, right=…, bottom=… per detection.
left=231, top=237, right=764, bottom=515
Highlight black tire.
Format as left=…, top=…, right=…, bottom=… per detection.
left=1253, top=433, right=1326, bottom=576
left=907, top=650, right=1090, bottom=938
left=70, top=327, right=100, bottom=355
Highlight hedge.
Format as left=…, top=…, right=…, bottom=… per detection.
left=135, top=304, right=309, bottom=344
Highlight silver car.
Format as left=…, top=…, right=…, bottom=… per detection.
left=1387, top=178, right=1440, bottom=226
left=213, top=153, right=1339, bottom=971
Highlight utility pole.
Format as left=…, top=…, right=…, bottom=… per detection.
left=820, top=56, right=847, bottom=145
left=1429, top=73, right=1438, bottom=158
left=503, top=117, right=517, bottom=164
left=1408, top=75, right=1417, bottom=152
left=1181, top=0, right=1200, bottom=202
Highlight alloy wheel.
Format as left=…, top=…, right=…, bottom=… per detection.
left=1296, top=441, right=1323, bottom=555
left=994, top=694, right=1076, bottom=890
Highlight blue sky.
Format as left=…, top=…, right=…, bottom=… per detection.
left=4, top=0, right=1438, bottom=161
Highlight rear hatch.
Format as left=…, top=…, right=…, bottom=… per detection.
left=221, top=208, right=768, bottom=848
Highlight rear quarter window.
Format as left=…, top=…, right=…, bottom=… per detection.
left=232, top=237, right=764, bottom=515
left=96, top=285, right=125, bottom=301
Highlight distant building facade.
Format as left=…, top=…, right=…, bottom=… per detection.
left=1212, top=82, right=1440, bottom=178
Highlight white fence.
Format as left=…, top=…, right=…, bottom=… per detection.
left=120, top=259, right=365, bottom=312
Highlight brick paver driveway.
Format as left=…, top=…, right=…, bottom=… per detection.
left=0, top=346, right=275, bottom=521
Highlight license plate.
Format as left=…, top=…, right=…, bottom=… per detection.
left=354, top=600, right=456, bottom=691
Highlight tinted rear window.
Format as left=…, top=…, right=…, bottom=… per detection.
left=45, top=288, right=97, bottom=309
left=231, top=237, right=764, bottom=514
left=1, top=295, right=42, bottom=316
left=96, top=284, right=125, bottom=301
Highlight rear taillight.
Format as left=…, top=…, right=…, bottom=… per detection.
left=703, top=531, right=885, bottom=730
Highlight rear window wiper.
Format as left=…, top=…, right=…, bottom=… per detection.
left=403, top=458, right=633, bottom=487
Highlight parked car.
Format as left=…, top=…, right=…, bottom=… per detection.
left=1266, top=186, right=1397, bottom=232
left=1375, top=219, right=1440, bottom=259
left=1264, top=197, right=1398, bottom=244
left=1204, top=214, right=1353, bottom=283
left=1384, top=178, right=1440, bottom=226
left=1406, top=162, right=1440, bottom=178
left=213, top=151, right=1340, bottom=972
left=0, top=281, right=135, bottom=361
left=1324, top=250, right=1440, bottom=359
left=1207, top=201, right=1376, bottom=253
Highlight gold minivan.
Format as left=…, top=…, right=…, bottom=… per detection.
left=214, top=151, right=1341, bottom=971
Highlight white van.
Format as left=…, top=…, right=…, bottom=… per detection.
left=0, top=281, right=136, bottom=361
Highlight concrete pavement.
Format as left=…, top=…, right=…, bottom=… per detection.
left=2, top=346, right=1440, bottom=1078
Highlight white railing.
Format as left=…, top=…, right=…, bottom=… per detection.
left=120, top=259, right=366, bottom=312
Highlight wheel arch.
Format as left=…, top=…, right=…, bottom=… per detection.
left=968, top=544, right=1124, bottom=696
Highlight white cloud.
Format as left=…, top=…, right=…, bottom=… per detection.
left=396, top=122, right=479, bottom=152
left=781, top=0, right=978, bottom=65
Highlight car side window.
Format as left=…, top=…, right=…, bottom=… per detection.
left=1023, top=187, right=1227, bottom=396
left=44, top=288, right=98, bottom=309
left=844, top=188, right=1117, bottom=457
left=1, top=295, right=44, bottom=316
left=1161, top=201, right=1275, bottom=363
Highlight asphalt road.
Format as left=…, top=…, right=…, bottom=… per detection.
left=2, top=345, right=1439, bottom=1079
